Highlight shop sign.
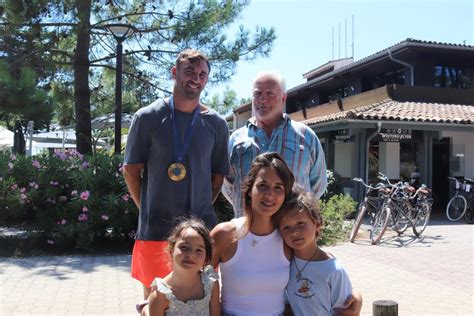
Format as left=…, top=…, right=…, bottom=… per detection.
left=379, top=128, right=412, bottom=142
left=334, top=129, right=351, bottom=141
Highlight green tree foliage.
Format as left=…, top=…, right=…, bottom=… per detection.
left=0, top=0, right=276, bottom=154
left=0, top=61, right=52, bottom=129
left=206, top=87, right=238, bottom=116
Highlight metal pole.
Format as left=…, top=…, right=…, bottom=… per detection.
left=114, top=41, right=123, bottom=154
left=27, top=121, right=34, bottom=156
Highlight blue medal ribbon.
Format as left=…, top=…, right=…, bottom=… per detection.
left=169, top=96, right=200, bottom=166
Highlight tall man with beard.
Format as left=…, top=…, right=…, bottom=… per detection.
left=123, top=49, right=229, bottom=298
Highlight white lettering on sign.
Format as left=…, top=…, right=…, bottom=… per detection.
left=379, top=129, right=412, bottom=142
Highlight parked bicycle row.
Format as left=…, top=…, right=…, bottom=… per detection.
left=349, top=172, right=433, bottom=245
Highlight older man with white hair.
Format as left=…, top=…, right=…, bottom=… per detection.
left=223, top=71, right=328, bottom=218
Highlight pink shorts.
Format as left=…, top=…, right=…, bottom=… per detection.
left=131, top=240, right=172, bottom=288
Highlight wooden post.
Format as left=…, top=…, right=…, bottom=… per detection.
left=373, top=300, right=398, bottom=316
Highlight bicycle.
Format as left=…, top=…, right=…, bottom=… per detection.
left=349, top=177, right=391, bottom=242
left=464, top=198, right=474, bottom=224
left=371, top=174, right=433, bottom=243
left=384, top=181, right=433, bottom=237
left=446, top=177, right=474, bottom=222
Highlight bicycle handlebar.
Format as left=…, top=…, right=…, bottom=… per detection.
left=448, top=176, right=474, bottom=183
left=378, top=172, right=394, bottom=186
left=352, top=177, right=390, bottom=193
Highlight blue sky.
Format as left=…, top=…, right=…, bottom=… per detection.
left=205, top=0, right=473, bottom=100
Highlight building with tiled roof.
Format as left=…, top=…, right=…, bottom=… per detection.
left=231, top=38, right=474, bottom=209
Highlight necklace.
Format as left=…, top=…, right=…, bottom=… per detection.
left=293, top=248, right=319, bottom=280
left=250, top=232, right=270, bottom=247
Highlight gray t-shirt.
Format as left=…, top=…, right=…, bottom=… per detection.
left=124, top=98, right=229, bottom=240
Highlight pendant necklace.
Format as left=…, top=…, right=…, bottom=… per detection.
left=293, top=248, right=319, bottom=281
left=250, top=232, right=270, bottom=247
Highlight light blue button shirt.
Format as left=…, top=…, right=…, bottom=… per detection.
left=223, top=114, right=328, bottom=217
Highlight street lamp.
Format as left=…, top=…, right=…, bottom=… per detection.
left=105, top=23, right=134, bottom=154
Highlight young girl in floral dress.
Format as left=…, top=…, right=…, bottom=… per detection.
left=140, top=218, right=220, bottom=316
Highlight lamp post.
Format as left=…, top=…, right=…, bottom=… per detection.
left=105, top=23, right=134, bottom=154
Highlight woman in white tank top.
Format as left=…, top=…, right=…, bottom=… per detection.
left=211, top=153, right=295, bottom=316
left=211, top=152, right=362, bottom=316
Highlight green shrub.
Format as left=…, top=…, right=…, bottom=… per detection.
left=0, top=151, right=138, bottom=252
left=320, top=193, right=356, bottom=245
left=320, top=169, right=344, bottom=202
left=0, top=151, right=356, bottom=253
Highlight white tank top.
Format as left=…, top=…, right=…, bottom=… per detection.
left=219, top=217, right=290, bottom=316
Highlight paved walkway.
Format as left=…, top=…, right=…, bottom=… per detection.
left=330, top=219, right=473, bottom=315
left=0, top=219, right=472, bottom=315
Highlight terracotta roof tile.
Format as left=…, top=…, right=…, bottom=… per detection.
left=304, top=99, right=474, bottom=126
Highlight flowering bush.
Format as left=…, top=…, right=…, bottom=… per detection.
left=0, top=150, right=138, bottom=251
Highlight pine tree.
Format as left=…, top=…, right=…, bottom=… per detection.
left=0, top=0, right=275, bottom=154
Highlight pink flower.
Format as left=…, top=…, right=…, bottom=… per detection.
left=122, top=194, right=130, bottom=202
left=71, top=190, right=78, bottom=196
left=54, top=151, right=67, bottom=160
left=32, top=160, right=41, bottom=169
left=82, top=206, right=89, bottom=213
left=78, top=213, right=88, bottom=221
left=20, top=193, right=27, bottom=200
left=29, top=182, right=38, bottom=189
left=11, top=184, right=17, bottom=190
left=47, top=240, right=54, bottom=245
left=8, top=162, right=13, bottom=170
left=101, top=215, right=109, bottom=221
left=49, top=181, right=59, bottom=186
left=57, top=219, right=67, bottom=225
left=20, top=187, right=26, bottom=193
left=10, top=154, right=16, bottom=161
left=81, top=161, right=89, bottom=169
left=80, top=191, right=90, bottom=200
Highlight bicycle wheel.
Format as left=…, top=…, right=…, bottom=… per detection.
left=370, top=204, right=391, bottom=245
left=464, top=200, right=474, bottom=224
left=446, top=195, right=467, bottom=221
left=349, top=202, right=368, bottom=242
left=392, top=202, right=411, bottom=235
left=413, top=200, right=432, bottom=237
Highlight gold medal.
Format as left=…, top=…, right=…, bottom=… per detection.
left=168, top=162, right=186, bottom=181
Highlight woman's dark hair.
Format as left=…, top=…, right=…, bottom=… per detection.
left=241, top=152, right=295, bottom=226
left=167, top=218, right=213, bottom=266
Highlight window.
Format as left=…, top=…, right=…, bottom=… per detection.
left=372, top=69, right=406, bottom=88
left=434, top=65, right=474, bottom=89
